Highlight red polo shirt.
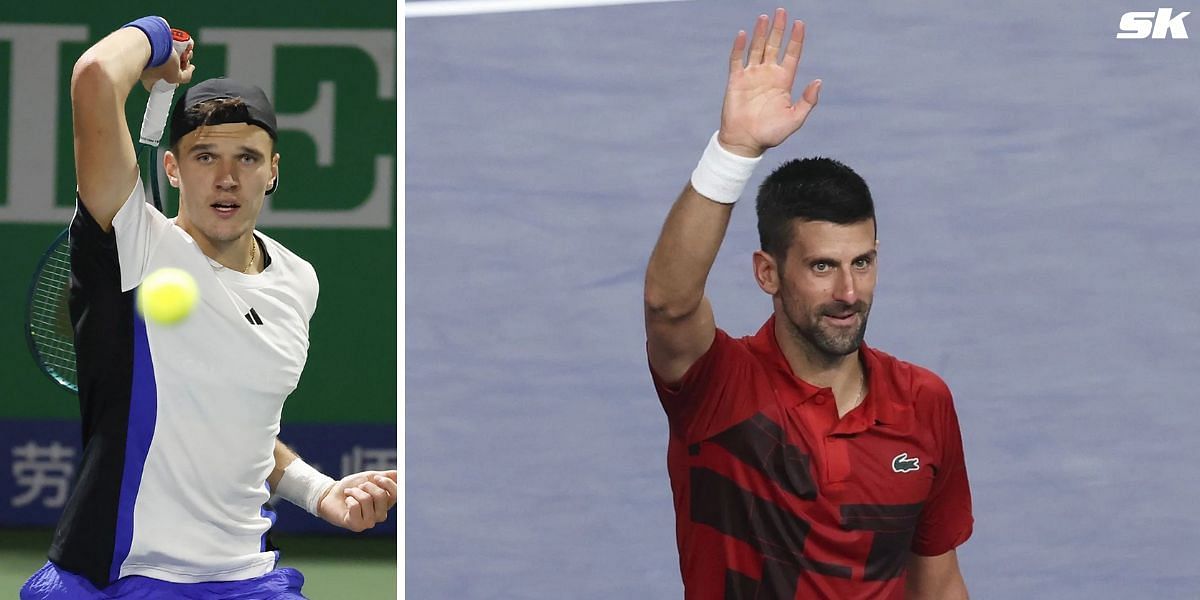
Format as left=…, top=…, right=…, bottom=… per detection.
left=651, top=316, right=972, bottom=599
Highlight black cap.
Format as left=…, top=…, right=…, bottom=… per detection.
left=168, top=78, right=278, bottom=148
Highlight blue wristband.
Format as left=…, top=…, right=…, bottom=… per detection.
left=123, top=16, right=172, bottom=68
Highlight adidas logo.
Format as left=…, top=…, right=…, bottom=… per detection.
left=244, top=308, right=263, bottom=325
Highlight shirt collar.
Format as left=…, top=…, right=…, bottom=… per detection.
left=746, top=315, right=909, bottom=432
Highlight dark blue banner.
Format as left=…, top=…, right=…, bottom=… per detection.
left=1, top=420, right=396, bottom=536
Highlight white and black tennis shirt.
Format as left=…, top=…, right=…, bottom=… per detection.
left=52, top=177, right=318, bottom=588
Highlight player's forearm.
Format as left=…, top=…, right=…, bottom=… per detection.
left=71, top=28, right=152, bottom=106
left=70, top=26, right=154, bottom=229
left=270, top=439, right=337, bottom=517
left=643, top=183, right=734, bottom=321
left=268, top=438, right=299, bottom=491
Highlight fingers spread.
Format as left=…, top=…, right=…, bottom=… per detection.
left=728, top=30, right=747, bottom=74
left=788, top=79, right=821, bottom=130
left=781, top=20, right=806, bottom=81
left=748, top=14, right=769, bottom=65
left=801, top=79, right=822, bottom=108
left=764, top=8, right=787, bottom=65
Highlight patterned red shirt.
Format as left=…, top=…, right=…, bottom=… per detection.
left=651, top=316, right=973, bottom=599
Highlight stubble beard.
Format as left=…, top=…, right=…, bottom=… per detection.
left=784, top=300, right=872, bottom=360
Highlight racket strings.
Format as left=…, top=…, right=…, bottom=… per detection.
left=28, top=98, right=168, bottom=394
left=29, top=239, right=77, bottom=387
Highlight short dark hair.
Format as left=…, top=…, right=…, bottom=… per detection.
left=755, top=157, right=875, bottom=260
left=168, top=78, right=278, bottom=148
left=169, top=97, right=276, bottom=154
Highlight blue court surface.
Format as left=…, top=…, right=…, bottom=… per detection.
left=406, top=1, right=1200, bottom=597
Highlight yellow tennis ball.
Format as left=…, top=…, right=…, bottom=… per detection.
left=137, top=268, right=198, bottom=325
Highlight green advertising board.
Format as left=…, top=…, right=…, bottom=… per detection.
left=0, top=4, right=397, bottom=424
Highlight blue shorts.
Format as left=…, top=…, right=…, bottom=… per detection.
left=20, top=561, right=307, bottom=599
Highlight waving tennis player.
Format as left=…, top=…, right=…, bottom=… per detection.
left=644, top=9, right=973, bottom=599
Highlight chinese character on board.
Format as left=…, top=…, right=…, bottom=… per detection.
left=11, top=441, right=75, bottom=508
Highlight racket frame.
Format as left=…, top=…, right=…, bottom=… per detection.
left=25, top=29, right=191, bottom=393
left=24, top=229, right=78, bottom=392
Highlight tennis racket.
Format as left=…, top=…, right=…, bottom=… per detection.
left=25, top=29, right=193, bottom=393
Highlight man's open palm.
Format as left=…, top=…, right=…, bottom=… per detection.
left=719, top=8, right=821, bottom=158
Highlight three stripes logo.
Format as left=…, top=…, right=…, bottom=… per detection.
left=244, top=308, right=264, bottom=325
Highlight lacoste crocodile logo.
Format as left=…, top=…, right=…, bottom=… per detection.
left=892, top=452, right=920, bottom=473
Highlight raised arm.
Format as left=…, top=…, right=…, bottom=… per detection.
left=644, top=8, right=821, bottom=383
left=70, top=18, right=192, bottom=231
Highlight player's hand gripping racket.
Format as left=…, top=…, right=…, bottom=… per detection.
left=25, top=29, right=193, bottom=393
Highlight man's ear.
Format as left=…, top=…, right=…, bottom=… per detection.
left=266, top=153, right=280, bottom=195
left=753, top=250, right=780, bottom=295
left=163, top=151, right=181, bottom=188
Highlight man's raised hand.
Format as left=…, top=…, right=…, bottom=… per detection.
left=141, top=43, right=194, bottom=91
left=718, top=8, right=821, bottom=158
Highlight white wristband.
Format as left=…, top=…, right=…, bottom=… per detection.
left=274, top=458, right=335, bottom=516
left=689, top=131, right=763, bottom=204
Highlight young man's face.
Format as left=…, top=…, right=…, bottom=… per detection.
left=758, top=218, right=878, bottom=358
left=166, top=123, right=278, bottom=245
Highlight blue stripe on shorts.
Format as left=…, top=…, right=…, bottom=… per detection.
left=21, top=561, right=306, bottom=599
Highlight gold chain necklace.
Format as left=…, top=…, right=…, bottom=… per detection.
left=849, top=373, right=867, bottom=408
left=244, top=237, right=257, bottom=274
